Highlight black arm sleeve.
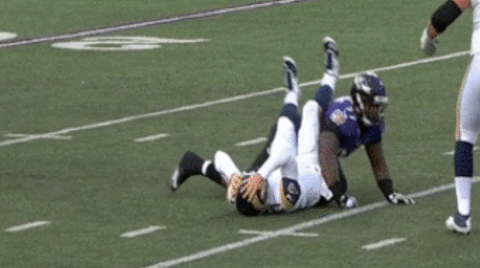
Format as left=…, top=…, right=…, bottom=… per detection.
left=431, top=0, right=463, bottom=34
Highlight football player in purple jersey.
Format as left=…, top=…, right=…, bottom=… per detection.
left=171, top=37, right=414, bottom=216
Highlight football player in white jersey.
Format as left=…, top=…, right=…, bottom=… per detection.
left=171, top=37, right=354, bottom=215
left=421, top=0, right=476, bottom=234
left=171, top=37, right=414, bottom=216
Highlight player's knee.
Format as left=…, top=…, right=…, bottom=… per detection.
left=280, top=103, right=301, bottom=133
left=455, top=141, right=474, bottom=177
left=280, top=177, right=301, bottom=212
left=315, top=85, right=333, bottom=107
left=303, top=100, right=320, bottom=116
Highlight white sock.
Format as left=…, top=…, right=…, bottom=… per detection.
left=321, top=72, right=337, bottom=91
left=284, top=91, right=299, bottom=106
left=455, top=176, right=472, bottom=215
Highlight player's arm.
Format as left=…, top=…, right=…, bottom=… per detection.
left=421, top=0, right=470, bottom=55
left=319, top=131, right=343, bottom=201
left=365, top=141, right=415, bottom=205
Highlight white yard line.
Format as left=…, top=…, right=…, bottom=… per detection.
left=239, top=229, right=318, bottom=237
left=142, top=177, right=480, bottom=268
left=235, top=137, right=267, bottom=147
left=0, top=51, right=469, bottom=148
left=4, top=133, right=72, bottom=140
left=442, top=146, right=479, bottom=155
left=120, top=226, right=166, bottom=238
left=134, top=134, right=170, bottom=143
left=5, top=221, right=51, bottom=232
left=362, top=238, right=407, bottom=250
left=0, top=0, right=309, bottom=49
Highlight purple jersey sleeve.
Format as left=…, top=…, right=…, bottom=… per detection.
left=323, top=96, right=385, bottom=156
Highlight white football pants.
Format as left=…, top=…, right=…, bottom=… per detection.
left=456, top=55, right=480, bottom=144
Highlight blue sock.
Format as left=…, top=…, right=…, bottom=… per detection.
left=280, top=103, right=300, bottom=134
left=455, top=141, right=473, bottom=177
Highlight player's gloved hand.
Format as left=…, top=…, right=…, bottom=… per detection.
left=339, top=194, right=358, bottom=208
left=240, top=174, right=266, bottom=203
left=387, top=192, right=415, bottom=205
left=226, top=174, right=243, bottom=204
left=420, top=27, right=438, bottom=56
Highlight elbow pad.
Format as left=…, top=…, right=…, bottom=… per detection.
left=431, top=0, right=462, bottom=34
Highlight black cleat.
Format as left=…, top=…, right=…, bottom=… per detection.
left=170, top=151, right=204, bottom=191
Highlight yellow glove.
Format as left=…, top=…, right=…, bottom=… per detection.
left=226, top=174, right=243, bottom=204
left=241, top=174, right=266, bottom=203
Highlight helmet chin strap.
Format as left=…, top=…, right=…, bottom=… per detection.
left=355, top=93, right=373, bottom=126
left=360, top=114, right=373, bottom=126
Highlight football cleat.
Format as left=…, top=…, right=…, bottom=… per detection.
left=170, top=151, right=203, bottom=191
left=446, top=211, right=471, bottom=235
left=323, top=36, right=339, bottom=77
left=282, top=56, right=299, bottom=93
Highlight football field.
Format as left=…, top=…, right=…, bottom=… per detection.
left=1, top=0, right=479, bottom=267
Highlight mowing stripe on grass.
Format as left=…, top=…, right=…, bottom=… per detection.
left=362, top=238, right=407, bottom=250
left=0, top=51, right=469, bottom=148
left=142, top=177, right=480, bottom=268
left=0, top=0, right=311, bottom=49
left=5, top=221, right=50, bottom=232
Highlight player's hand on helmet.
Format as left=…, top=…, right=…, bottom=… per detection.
left=387, top=192, right=415, bottom=205
left=226, top=174, right=243, bottom=204
left=420, top=27, right=438, bottom=56
left=240, top=174, right=266, bottom=203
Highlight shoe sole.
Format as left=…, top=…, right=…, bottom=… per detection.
left=170, top=167, right=180, bottom=191
left=445, top=217, right=471, bottom=235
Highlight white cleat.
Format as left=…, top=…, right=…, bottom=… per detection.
left=323, top=36, right=339, bottom=77
left=446, top=211, right=471, bottom=235
left=282, top=56, right=299, bottom=93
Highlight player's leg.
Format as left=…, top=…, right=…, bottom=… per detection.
left=315, top=36, right=339, bottom=108
left=280, top=37, right=340, bottom=211
left=213, top=150, right=241, bottom=180
left=283, top=99, right=334, bottom=212
left=256, top=56, right=301, bottom=180
left=170, top=151, right=226, bottom=191
left=446, top=56, right=480, bottom=234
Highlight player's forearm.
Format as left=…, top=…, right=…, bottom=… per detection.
left=429, top=0, right=465, bottom=35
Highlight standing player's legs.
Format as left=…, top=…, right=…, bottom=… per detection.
left=447, top=56, right=480, bottom=234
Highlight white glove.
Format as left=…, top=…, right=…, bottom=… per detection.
left=420, top=27, right=438, bottom=56
left=387, top=192, right=415, bottom=205
left=339, top=194, right=358, bottom=208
